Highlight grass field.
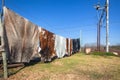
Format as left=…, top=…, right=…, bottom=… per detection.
left=0, top=52, right=120, bottom=80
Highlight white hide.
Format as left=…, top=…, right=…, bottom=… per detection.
left=38, top=27, right=42, bottom=53
left=55, top=35, right=66, bottom=58
left=38, top=27, right=42, bottom=33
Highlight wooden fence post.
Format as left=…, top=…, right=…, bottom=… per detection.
left=0, top=13, right=8, bottom=79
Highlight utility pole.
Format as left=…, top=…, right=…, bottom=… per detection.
left=97, top=16, right=101, bottom=52
left=94, top=1, right=106, bottom=52
left=94, top=3, right=102, bottom=52
left=0, top=0, right=8, bottom=79
left=106, top=0, right=109, bottom=52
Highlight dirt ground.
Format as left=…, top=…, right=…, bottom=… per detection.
left=0, top=53, right=120, bottom=80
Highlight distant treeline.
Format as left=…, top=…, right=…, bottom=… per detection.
left=110, top=45, right=120, bottom=50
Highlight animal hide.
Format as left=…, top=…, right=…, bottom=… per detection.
left=3, top=7, right=39, bottom=62
left=55, top=35, right=66, bottom=58
left=72, top=38, right=80, bottom=53
left=39, top=28, right=55, bottom=62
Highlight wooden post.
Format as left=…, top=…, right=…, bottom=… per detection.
left=0, top=2, right=8, bottom=78
left=2, top=51, right=8, bottom=79
left=0, top=17, right=8, bottom=79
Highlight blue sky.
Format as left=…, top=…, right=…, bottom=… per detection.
left=1, top=0, right=120, bottom=46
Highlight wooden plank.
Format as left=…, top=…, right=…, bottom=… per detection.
left=1, top=63, right=24, bottom=69
left=7, top=63, right=24, bottom=68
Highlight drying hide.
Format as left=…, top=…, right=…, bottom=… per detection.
left=55, top=35, right=66, bottom=58
left=66, top=38, right=72, bottom=56
left=0, top=18, right=2, bottom=46
left=72, top=38, right=80, bottom=53
left=39, top=28, right=56, bottom=62
left=70, top=39, right=73, bottom=55
left=3, top=7, right=39, bottom=63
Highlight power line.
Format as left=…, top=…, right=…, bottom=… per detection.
left=94, top=0, right=106, bottom=52
left=94, top=0, right=109, bottom=52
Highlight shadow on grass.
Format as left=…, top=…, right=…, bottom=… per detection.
left=0, top=57, right=41, bottom=78
left=0, top=54, right=75, bottom=78
left=0, top=64, right=25, bottom=78
left=8, top=66, right=25, bottom=77
left=7, top=56, right=59, bottom=77
left=24, top=57, right=41, bottom=66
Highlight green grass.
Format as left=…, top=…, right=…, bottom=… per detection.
left=0, top=53, right=120, bottom=80
left=91, top=52, right=117, bottom=56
